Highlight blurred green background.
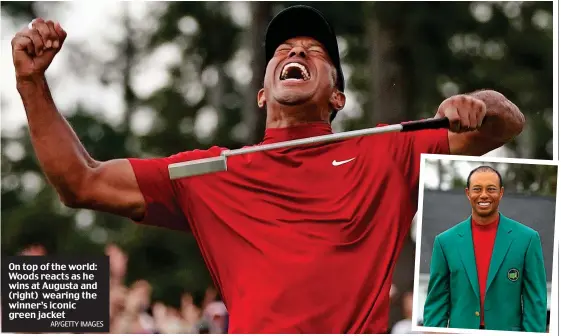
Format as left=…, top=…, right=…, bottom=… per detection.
left=424, top=158, right=557, bottom=195
left=1, top=1, right=554, bottom=329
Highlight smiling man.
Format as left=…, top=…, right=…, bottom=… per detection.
left=423, top=166, right=547, bottom=332
left=12, top=4, right=526, bottom=333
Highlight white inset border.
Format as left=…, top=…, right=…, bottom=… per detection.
left=412, top=153, right=560, bottom=335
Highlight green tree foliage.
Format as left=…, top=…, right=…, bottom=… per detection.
left=428, top=159, right=557, bottom=197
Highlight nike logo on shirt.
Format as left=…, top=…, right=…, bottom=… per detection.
left=332, top=158, right=356, bottom=166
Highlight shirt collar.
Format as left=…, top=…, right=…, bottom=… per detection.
left=472, top=216, right=500, bottom=230
left=261, top=122, right=333, bottom=144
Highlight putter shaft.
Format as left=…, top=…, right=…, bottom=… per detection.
left=223, top=123, right=403, bottom=157
left=168, top=117, right=450, bottom=180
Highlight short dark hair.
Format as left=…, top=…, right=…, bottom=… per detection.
left=466, top=165, right=503, bottom=189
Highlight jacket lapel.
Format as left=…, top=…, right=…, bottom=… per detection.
left=457, top=217, right=480, bottom=299
left=486, top=213, right=514, bottom=293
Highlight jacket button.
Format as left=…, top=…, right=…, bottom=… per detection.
left=475, top=311, right=480, bottom=317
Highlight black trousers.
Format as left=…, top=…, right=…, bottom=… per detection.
left=480, top=325, right=485, bottom=329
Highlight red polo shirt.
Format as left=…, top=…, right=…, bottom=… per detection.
left=472, top=216, right=500, bottom=326
left=128, top=122, right=449, bottom=333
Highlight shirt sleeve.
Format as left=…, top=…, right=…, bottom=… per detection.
left=127, top=147, right=223, bottom=231
left=389, top=128, right=450, bottom=194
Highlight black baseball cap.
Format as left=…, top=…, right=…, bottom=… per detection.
left=264, top=5, right=345, bottom=122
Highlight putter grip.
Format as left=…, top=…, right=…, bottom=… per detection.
left=400, top=117, right=450, bottom=132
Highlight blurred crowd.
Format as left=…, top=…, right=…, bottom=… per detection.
left=17, top=243, right=229, bottom=334
left=390, top=291, right=415, bottom=334
left=14, top=244, right=533, bottom=334
left=12, top=243, right=416, bottom=334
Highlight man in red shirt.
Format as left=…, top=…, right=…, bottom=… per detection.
left=423, top=166, right=547, bottom=332
left=12, top=5, right=525, bottom=333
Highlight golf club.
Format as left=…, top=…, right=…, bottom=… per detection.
left=168, top=117, right=455, bottom=180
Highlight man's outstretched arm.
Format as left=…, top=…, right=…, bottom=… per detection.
left=13, top=19, right=146, bottom=220
left=435, top=90, right=525, bottom=156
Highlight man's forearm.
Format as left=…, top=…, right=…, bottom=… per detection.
left=469, top=89, right=525, bottom=143
left=17, top=76, right=98, bottom=204
left=442, top=89, right=525, bottom=156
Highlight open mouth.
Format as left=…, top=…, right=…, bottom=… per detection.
left=477, top=201, right=491, bottom=208
left=280, top=62, right=310, bottom=81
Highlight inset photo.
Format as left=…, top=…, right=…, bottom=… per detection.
left=412, top=154, right=559, bottom=334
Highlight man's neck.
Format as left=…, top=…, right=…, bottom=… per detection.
left=472, top=211, right=500, bottom=225
left=265, top=104, right=330, bottom=128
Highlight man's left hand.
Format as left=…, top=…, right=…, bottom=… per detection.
left=436, top=94, right=487, bottom=133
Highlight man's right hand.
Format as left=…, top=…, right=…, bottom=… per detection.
left=11, top=17, right=156, bottom=226
left=11, top=18, right=67, bottom=81
left=12, top=18, right=194, bottom=230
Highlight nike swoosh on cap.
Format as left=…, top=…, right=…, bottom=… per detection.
left=332, top=158, right=355, bottom=166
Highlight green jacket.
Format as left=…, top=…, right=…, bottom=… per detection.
left=423, top=213, right=547, bottom=332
